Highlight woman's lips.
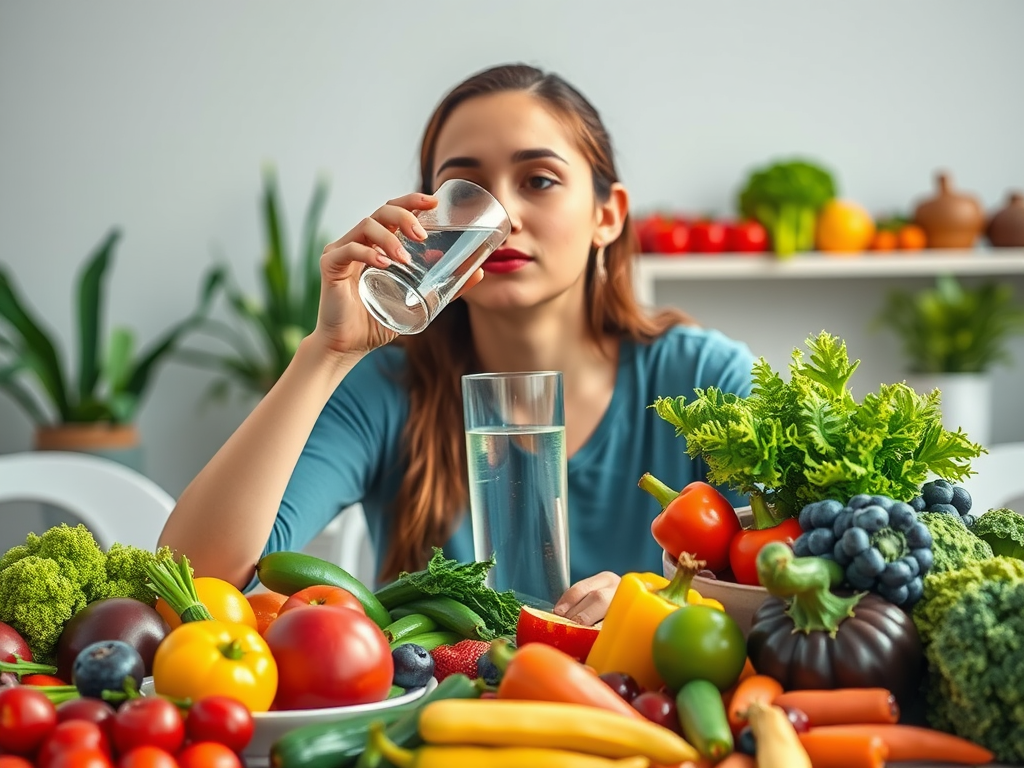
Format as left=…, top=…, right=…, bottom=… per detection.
left=482, top=248, right=531, bottom=274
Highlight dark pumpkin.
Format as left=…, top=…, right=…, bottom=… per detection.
left=747, top=592, right=923, bottom=707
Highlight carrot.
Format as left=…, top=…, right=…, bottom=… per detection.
left=726, top=675, right=784, bottom=735
left=797, top=730, right=887, bottom=768
left=802, top=724, right=994, bottom=764
left=771, top=688, right=899, bottom=727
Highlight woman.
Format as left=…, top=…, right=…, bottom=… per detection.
left=159, top=63, right=755, bottom=625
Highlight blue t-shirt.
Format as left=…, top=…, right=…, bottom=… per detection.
left=268, top=325, right=755, bottom=585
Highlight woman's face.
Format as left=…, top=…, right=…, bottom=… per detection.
left=430, top=90, right=619, bottom=313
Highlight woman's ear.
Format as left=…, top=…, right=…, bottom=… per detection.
left=593, top=183, right=630, bottom=247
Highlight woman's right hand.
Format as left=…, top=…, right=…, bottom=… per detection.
left=312, top=193, right=435, bottom=355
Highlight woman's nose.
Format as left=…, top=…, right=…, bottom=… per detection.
left=491, top=188, right=523, bottom=235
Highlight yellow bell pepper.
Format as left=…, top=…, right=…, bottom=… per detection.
left=585, top=553, right=722, bottom=692
left=152, top=619, right=278, bottom=712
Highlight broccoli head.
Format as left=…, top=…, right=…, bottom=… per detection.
left=927, top=577, right=1024, bottom=763
left=912, top=555, right=1024, bottom=646
left=918, top=512, right=993, bottom=574
left=33, top=524, right=107, bottom=593
left=94, top=543, right=175, bottom=605
left=971, top=508, right=1024, bottom=560
left=0, top=557, right=83, bottom=663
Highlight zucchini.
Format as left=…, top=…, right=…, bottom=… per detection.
left=373, top=575, right=426, bottom=609
left=676, top=678, right=735, bottom=761
left=383, top=613, right=440, bottom=644
left=391, top=596, right=493, bottom=640
left=270, top=674, right=481, bottom=768
left=388, top=630, right=461, bottom=652
left=256, top=551, right=391, bottom=628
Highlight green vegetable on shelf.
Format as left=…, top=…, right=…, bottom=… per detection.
left=737, top=158, right=837, bottom=257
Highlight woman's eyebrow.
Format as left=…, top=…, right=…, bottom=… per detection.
left=435, top=148, right=569, bottom=176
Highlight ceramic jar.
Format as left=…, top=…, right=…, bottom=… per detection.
left=913, top=173, right=985, bottom=249
left=987, top=191, right=1024, bottom=248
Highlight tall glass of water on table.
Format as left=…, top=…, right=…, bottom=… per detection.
left=462, top=371, right=570, bottom=609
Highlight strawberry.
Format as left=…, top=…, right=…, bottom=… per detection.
left=430, top=639, right=491, bottom=682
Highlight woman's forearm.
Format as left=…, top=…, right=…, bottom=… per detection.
left=159, top=336, right=364, bottom=588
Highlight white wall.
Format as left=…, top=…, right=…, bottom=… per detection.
left=2, top=1, right=1023, bottom=498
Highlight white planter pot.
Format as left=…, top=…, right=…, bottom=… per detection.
left=905, top=373, right=992, bottom=447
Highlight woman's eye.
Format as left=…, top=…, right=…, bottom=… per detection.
left=526, top=175, right=556, bottom=191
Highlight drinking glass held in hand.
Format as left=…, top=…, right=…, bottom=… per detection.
left=462, top=371, right=570, bottom=608
left=359, top=179, right=511, bottom=335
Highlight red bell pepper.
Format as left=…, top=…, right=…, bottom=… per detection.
left=639, top=474, right=741, bottom=574
left=728, top=494, right=804, bottom=586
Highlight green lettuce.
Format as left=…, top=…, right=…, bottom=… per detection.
left=653, top=331, right=983, bottom=521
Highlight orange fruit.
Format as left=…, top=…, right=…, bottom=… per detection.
left=247, top=590, right=290, bottom=635
left=897, top=223, right=927, bottom=250
left=155, top=576, right=259, bottom=630
left=869, top=229, right=898, bottom=252
left=816, top=199, right=876, bottom=253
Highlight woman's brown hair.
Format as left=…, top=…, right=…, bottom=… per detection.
left=379, top=64, right=692, bottom=580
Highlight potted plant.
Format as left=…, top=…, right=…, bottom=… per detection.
left=176, top=165, right=330, bottom=398
left=0, top=228, right=215, bottom=469
left=873, top=273, right=1024, bottom=446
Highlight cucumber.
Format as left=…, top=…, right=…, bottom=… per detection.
left=388, top=630, right=461, bottom=652
left=383, top=613, right=439, bottom=644
left=676, top=678, right=735, bottom=761
left=373, top=575, right=426, bottom=609
left=256, top=551, right=391, bottom=629
left=392, top=596, right=493, bottom=640
left=269, top=673, right=481, bottom=768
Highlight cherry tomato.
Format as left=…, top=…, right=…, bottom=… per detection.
left=46, top=750, right=112, bottom=768
left=185, top=696, right=254, bottom=752
left=726, top=220, right=769, bottom=253
left=278, top=585, right=365, bottom=617
left=0, top=621, right=32, bottom=663
left=0, top=686, right=58, bottom=754
left=56, top=698, right=117, bottom=732
left=0, top=756, right=34, bottom=768
left=264, top=605, right=393, bottom=710
left=689, top=220, right=728, bottom=254
left=37, top=721, right=112, bottom=768
left=176, top=742, right=244, bottom=768
left=111, top=698, right=185, bottom=756
left=117, top=746, right=178, bottom=768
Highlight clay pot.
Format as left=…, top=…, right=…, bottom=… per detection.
left=913, top=172, right=985, bottom=249
left=987, top=191, right=1024, bottom=248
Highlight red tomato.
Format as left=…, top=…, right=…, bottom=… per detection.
left=726, top=220, right=769, bottom=253
left=0, top=686, right=58, bottom=754
left=46, top=751, right=112, bottom=768
left=0, top=621, right=32, bottom=663
left=689, top=220, right=728, bottom=254
left=111, top=698, right=185, bottom=756
left=645, top=218, right=691, bottom=254
left=176, top=742, right=244, bottom=768
left=56, top=698, right=117, bottom=733
left=37, top=721, right=112, bottom=768
left=0, top=756, right=34, bottom=768
left=278, top=585, right=365, bottom=617
left=117, top=747, right=178, bottom=768
left=22, top=674, right=69, bottom=686
left=263, top=606, right=394, bottom=710
left=185, top=696, right=254, bottom=752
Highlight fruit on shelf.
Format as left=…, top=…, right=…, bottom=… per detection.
left=816, top=200, right=876, bottom=254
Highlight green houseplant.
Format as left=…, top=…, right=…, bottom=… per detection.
left=178, top=166, right=330, bottom=397
left=873, top=274, right=1024, bottom=446
left=0, top=228, right=215, bottom=462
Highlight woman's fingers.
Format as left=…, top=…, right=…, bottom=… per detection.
left=320, top=240, right=386, bottom=282
left=552, top=571, right=621, bottom=626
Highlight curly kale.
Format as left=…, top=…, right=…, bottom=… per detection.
left=927, top=577, right=1024, bottom=763
left=912, top=556, right=1024, bottom=647
left=0, top=524, right=174, bottom=663
left=971, top=508, right=1024, bottom=560
left=918, top=512, right=993, bottom=574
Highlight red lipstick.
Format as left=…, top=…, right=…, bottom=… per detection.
left=483, top=247, right=532, bottom=274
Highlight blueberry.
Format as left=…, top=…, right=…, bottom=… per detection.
left=476, top=653, right=502, bottom=686
left=854, top=506, right=889, bottom=534
left=847, top=494, right=874, bottom=509
left=798, top=502, right=818, bottom=531
left=961, top=513, right=977, bottom=528
left=905, top=522, right=933, bottom=549
left=845, top=561, right=876, bottom=590
left=854, top=548, right=886, bottom=578
left=809, top=500, right=843, bottom=530
left=879, top=560, right=912, bottom=587
left=878, top=582, right=910, bottom=606
left=792, top=534, right=812, bottom=557
left=868, top=495, right=896, bottom=511
left=807, top=528, right=836, bottom=556
left=736, top=725, right=757, bottom=756
left=391, top=643, right=435, bottom=689
left=921, top=480, right=954, bottom=507
left=832, top=509, right=856, bottom=538
left=888, top=503, right=917, bottom=532
left=911, top=547, right=934, bottom=575
left=72, top=640, right=145, bottom=700
left=928, top=503, right=960, bottom=517
left=909, top=495, right=927, bottom=512
left=901, top=555, right=920, bottom=578
left=905, top=577, right=924, bottom=606
left=841, top=527, right=871, bottom=557
left=832, top=541, right=852, bottom=567
left=950, top=486, right=973, bottom=515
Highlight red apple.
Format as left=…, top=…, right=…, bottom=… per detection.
left=515, top=606, right=601, bottom=663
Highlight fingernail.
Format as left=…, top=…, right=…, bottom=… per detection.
left=397, top=246, right=413, bottom=262
left=413, top=223, right=428, bottom=240
left=376, top=254, right=392, bottom=267
left=552, top=603, right=567, bottom=616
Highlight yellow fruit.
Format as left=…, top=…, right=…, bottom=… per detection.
left=816, top=200, right=876, bottom=253
left=156, top=576, right=258, bottom=630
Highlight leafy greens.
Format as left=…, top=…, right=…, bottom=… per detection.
left=653, top=331, right=983, bottom=521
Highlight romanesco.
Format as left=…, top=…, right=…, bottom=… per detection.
left=0, top=523, right=175, bottom=663
left=927, top=577, right=1024, bottom=763
left=918, top=512, right=993, bottom=574
left=971, top=508, right=1024, bottom=560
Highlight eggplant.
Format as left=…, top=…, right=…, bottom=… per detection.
left=746, top=542, right=923, bottom=708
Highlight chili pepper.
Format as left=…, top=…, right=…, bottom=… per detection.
left=366, top=721, right=650, bottom=768
left=416, top=699, right=698, bottom=764
left=640, top=475, right=741, bottom=574
left=586, top=553, right=723, bottom=691
left=490, top=639, right=644, bottom=721
left=727, top=493, right=804, bottom=586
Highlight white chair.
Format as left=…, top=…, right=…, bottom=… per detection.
left=960, top=441, right=1024, bottom=515
left=303, top=503, right=377, bottom=587
left=0, top=450, right=175, bottom=550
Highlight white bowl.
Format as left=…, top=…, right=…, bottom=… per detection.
left=141, top=677, right=436, bottom=767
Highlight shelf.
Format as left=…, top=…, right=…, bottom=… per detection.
left=633, top=249, right=1024, bottom=304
